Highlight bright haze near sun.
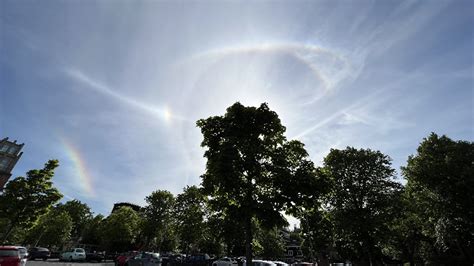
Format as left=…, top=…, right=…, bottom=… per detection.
left=1, top=1, right=472, bottom=226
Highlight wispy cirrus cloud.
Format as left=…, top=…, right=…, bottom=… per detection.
left=2, top=0, right=472, bottom=223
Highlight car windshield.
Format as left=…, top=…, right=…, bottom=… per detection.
left=0, top=250, right=19, bottom=257
left=76, top=249, right=85, bottom=253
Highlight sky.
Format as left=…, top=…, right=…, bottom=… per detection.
left=1, top=0, right=473, bottom=225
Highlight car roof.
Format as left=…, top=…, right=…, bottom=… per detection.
left=0, top=246, right=19, bottom=250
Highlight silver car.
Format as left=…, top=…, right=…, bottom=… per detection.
left=16, top=247, right=28, bottom=266
left=128, top=252, right=161, bottom=266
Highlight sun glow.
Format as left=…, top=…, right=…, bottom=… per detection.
left=164, top=107, right=172, bottom=122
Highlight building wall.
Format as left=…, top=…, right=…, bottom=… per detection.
left=0, top=137, right=24, bottom=189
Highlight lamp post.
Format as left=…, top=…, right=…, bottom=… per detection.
left=0, top=137, right=24, bottom=189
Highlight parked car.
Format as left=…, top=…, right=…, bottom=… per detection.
left=273, top=262, right=288, bottom=266
left=86, top=251, right=105, bottom=262
left=28, top=247, right=50, bottom=261
left=186, top=254, right=211, bottom=266
left=15, top=247, right=27, bottom=266
left=161, top=253, right=185, bottom=266
left=115, top=251, right=139, bottom=266
left=243, top=260, right=277, bottom=266
left=291, top=262, right=313, bottom=266
left=0, top=246, right=21, bottom=266
left=61, top=248, right=86, bottom=261
left=49, top=251, right=61, bottom=259
left=127, top=252, right=161, bottom=266
left=213, top=257, right=238, bottom=266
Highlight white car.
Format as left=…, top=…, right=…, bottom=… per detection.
left=243, top=260, right=277, bottom=266
left=273, top=261, right=289, bottom=266
left=61, top=248, right=86, bottom=261
left=213, top=257, right=238, bottom=266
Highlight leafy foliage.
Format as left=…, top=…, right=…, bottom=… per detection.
left=142, top=190, right=176, bottom=250
left=0, top=160, right=63, bottom=243
left=56, top=199, right=93, bottom=240
left=402, top=133, right=474, bottom=263
left=26, top=209, right=73, bottom=248
left=100, top=206, right=141, bottom=252
left=321, top=147, right=402, bottom=264
left=197, top=102, right=326, bottom=262
left=175, top=185, right=207, bottom=253
left=81, top=214, right=104, bottom=246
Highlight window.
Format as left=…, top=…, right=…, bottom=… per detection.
left=0, top=145, right=9, bottom=153
left=0, top=158, right=10, bottom=170
left=287, top=250, right=293, bottom=256
left=8, top=146, right=18, bottom=155
left=0, top=250, right=19, bottom=257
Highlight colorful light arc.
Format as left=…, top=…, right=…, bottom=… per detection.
left=59, top=137, right=95, bottom=197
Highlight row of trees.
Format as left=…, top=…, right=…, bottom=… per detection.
left=0, top=102, right=472, bottom=265
left=196, top=103, right=473, bottom=265
left=0, top=166, right=287, bottom=257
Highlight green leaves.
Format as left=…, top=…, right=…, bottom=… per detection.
left=26, top=209, right=73, bottom=248
left=197, top=102, right=327, bottom=260
left=100, top=206, right=141, bottom=252
left=302, top=147, right=402, bottom=264
left=0, top=160, right=63, bottom=243
left=402, top=133, right=474, bottom=261
left=142, top=190, right=176, bottom=250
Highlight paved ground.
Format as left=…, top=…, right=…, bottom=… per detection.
left=27, top=259, right=114, bottom=266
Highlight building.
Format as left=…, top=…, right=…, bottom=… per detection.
left=280, top=227, right=304, bottom=262
left=0, top=137, right=24, bottom=189
left=112, top=202, right=142, bottom=213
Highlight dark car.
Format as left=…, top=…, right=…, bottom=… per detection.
left=0, top=246, right=21, bottom=266
left=28, top=247, right=50, bottom=261
left=127, top=252, right=161, bottom=266
left=162, top=254, right=184, bottom=266
left=86, top=251, right=105, bottom=262
left=186, top=254, right=211, bottom=266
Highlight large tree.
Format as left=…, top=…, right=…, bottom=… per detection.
left=322, top=147, right=402, bottom=265
left=56, top=199, right=93, bottom=241
left=255, top=226, right=286, bottom=259
left=81, top=214, right=105, bottom=246
left=142, top=190, right=176, bottom=250
left=197, top=102, right=326, bottom=264
left=0, top=160, right=63, bottom=243
left=25, top=208, right=73, bottom=248
left=100, top=206, right=141, bottom=252
left=175, top=186, right=207, bottom=254
left=402, top=133, right=474, bottom=263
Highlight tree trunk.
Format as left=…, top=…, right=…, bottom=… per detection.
left=245, top=215, right=253, bottom=266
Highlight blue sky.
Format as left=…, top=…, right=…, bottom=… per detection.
left=1, top=0, right=473, bottom=223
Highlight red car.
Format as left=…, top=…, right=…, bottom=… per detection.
left=0, top=246, right=21, bottom=266
left=115, top=251, right=139, bottom=266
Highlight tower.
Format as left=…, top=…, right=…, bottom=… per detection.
left=0, top=137, right=24, bottom=189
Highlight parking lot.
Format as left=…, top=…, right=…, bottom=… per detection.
left=27, top=259, right=114, bottom=266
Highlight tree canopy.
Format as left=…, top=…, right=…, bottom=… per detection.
left=402, top=133, right=474, bottom=263
left=307, top=147, right=402, bottom=265
left=100, top=206, right=141, bottom=252
left=197, top=102, right=327, bottom=263
left=0, top=160, right=62, bottom=243
left=56, top=199, right=93, bottom=241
